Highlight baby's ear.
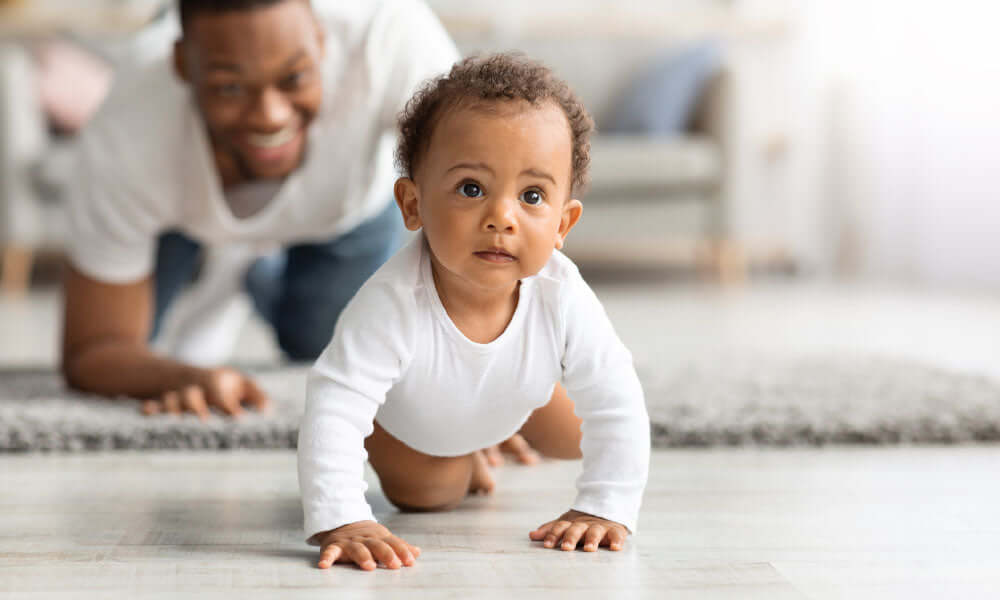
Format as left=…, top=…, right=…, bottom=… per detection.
left=555, top=199, right=583, bottom=250
left=394, top=178, right=423, bottom=231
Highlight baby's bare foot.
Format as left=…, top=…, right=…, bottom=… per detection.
left=468, top=450, right=495, bottom=495
left=484, top=433, right=540, bottom=466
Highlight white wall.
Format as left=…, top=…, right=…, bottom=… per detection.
left=431, top=0, right=1000, bottom=288
left=787, top=0, right=1000, bottom=287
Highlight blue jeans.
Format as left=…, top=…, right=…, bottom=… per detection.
left=152, top=201, right=402, bottom=361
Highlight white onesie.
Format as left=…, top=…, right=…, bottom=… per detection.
left=298, top=234, right=650, bottom=541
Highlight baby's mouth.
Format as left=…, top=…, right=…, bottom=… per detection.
left=474, top=248, right=516, bottom=263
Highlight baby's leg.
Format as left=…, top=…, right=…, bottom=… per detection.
left=518, top=383, right=583, bottom=459
left=365, top=421, right=485, bottom=512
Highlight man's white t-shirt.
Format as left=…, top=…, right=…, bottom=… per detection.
left=67, top=0, right=459, bottom=283
left=298, top=234, right=651, bottom=540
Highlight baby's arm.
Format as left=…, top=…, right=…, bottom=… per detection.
left=297, top=282, right=417, bottom=569
left=531, top=272, right=650, bottom=551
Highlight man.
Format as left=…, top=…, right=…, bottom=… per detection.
left=61, top=0, right=459, bottom=417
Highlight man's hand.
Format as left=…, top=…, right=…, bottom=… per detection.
left=482, top=433, right=539, bottom=467
left=529, top=510, right=629, bottom=552
left=315, top=521, right=420, bottom=571
left=140, top=367, right=268, bottom=419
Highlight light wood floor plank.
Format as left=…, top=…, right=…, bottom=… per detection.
left=3, top=448, right=1000, bottom=598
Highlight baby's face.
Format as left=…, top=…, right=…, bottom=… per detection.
left=395, top=100, right=582, bottom=296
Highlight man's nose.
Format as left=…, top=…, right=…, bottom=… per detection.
left=248, top=87, right=293, bottom=130
left=483, top=196, right=517, bottom=233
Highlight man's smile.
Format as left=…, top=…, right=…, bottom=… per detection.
left=239, top=125, right=304, bottom=165
left=247, top=125, right=299, bottom=148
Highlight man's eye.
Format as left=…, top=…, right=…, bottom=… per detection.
left=459, top=182, right=483, bottom=198
left=282, top=72, right=304, bottom=89
left=520, top=190, right=543, bottom=205
left=214, top=83, right=243, bottom=98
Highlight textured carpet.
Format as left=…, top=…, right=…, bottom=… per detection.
left=3, top=355, right=1000, bottom=451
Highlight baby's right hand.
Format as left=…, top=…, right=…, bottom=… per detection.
left=315, top=520, right=420, bottom=571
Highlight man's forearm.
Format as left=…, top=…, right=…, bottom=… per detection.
left=62, top=340, right=205, bottom=399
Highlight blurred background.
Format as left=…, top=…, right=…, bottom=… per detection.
left=2, top=0, right=999, bottom=374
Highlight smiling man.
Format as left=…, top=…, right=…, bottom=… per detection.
left=61, top=0, right=459, bottom=417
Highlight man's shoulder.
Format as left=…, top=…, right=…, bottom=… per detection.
left=312, top=0, right=426, bottom=29
left=311, top=0, right=402, bottom=46
left=84, top=58, right=191, bottom=157
left=310, top=0, right=456, bottom=132
left=314, top=0, right=447, bottom=67
left=77, top=57, right=196, bottom=198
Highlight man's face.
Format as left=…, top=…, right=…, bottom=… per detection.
left=175, top=0, right=324, bottom=182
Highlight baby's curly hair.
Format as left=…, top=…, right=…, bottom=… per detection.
left=395, top=53, right=595, bottom=196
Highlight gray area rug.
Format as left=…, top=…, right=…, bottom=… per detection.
left=3, top=355, right=1000, bottom=451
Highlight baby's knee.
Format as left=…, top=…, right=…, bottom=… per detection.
left=385, top=488, right=465, bottom=513
left=524, top=434, right=582, bottom=460
left=379, top=458, right=472, bottom=512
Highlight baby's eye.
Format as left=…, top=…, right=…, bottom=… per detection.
left=520, top=189, right=543, bottom=205
left=458, top=182, right=483, bottom=198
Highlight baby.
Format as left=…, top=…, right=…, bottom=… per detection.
left=298, top=53, right=650, bottom=571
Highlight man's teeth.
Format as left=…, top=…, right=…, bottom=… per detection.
left=248, top=127, right=297, bottom=148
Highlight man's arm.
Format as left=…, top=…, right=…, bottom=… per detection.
left=61, top=263, right=266, bottom=416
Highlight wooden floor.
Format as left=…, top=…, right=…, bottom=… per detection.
left=4, top=283, right=1000, bottom=598
left=2, top=447, right=999, bottom=599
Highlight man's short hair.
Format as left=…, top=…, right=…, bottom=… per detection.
left=177, top=0, right=309, bottom=31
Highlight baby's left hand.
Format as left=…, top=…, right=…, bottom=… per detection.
left=529, top=510, right=629, bottom=552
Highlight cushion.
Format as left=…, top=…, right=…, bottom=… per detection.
left=605, top=41, right=723, bottom=136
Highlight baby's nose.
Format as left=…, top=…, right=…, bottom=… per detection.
left=484, top=198, right=517, bottom=232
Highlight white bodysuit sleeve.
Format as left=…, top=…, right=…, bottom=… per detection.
left=560, top=273, right=650, bottom=534
left=298, top=281, right=415, bottom=544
